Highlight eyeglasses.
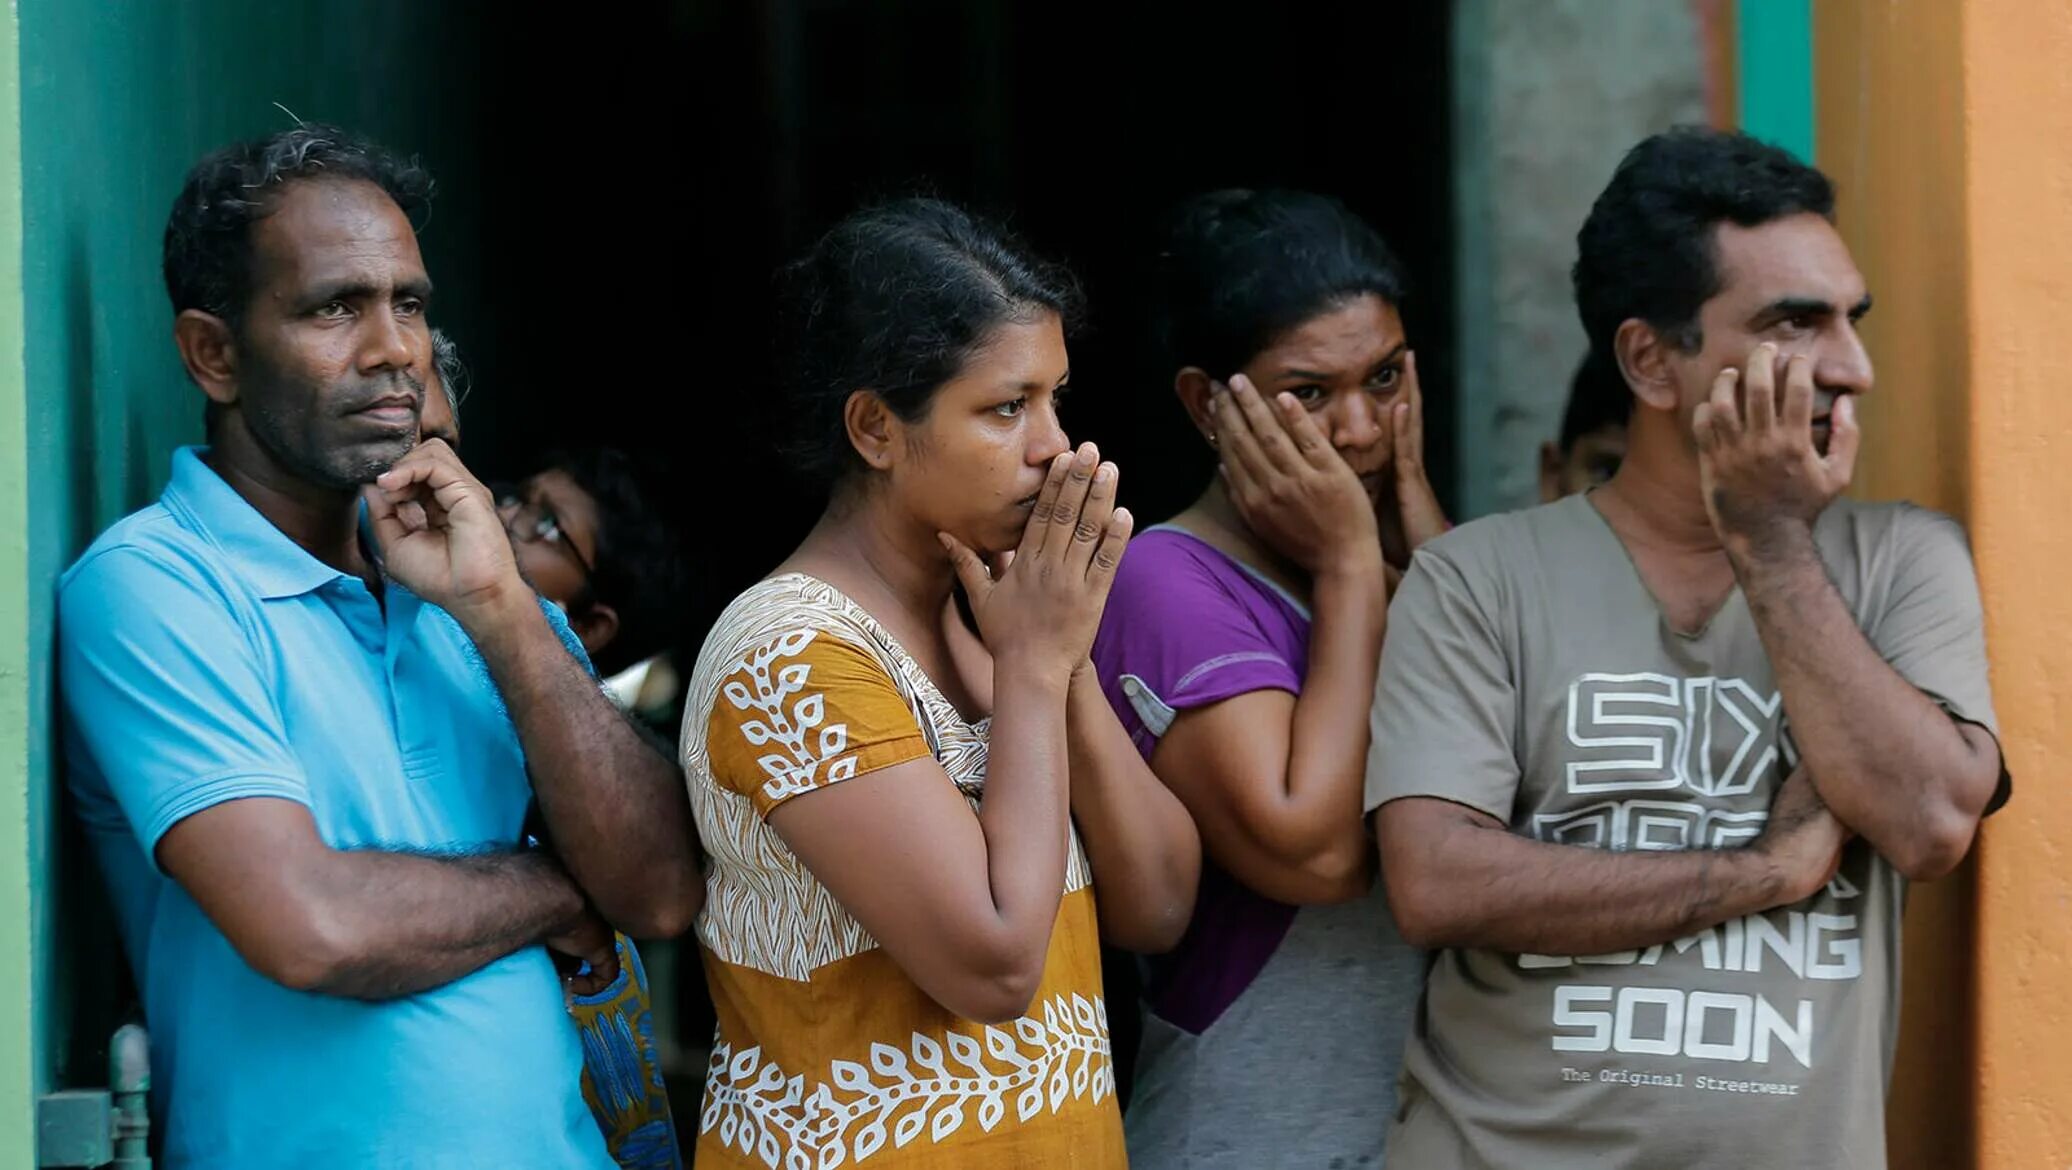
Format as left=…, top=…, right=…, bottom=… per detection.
left=494, top=486, right=596, bottom=582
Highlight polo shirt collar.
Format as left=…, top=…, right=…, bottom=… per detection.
left=159, top=446, right=355, bottom=600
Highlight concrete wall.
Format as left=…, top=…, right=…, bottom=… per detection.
left=1450, top=0, right=1707, bottom=517
left=8, top=3, right=485, bottom=1151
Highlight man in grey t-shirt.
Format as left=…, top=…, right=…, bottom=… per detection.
left=1366, top=128, right=2009, bottom=1169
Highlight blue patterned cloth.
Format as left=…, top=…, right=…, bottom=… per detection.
left=574, top=934, right=685, bottom=1169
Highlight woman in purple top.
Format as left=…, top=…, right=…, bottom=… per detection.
left=1089, top=190, right=1448, bottom=1167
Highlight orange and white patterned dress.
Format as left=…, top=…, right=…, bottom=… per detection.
left=681, top=573, right=1124, bottom=1169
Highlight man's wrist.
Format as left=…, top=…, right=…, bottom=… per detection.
left=1700, top=846, right=1787, bottom=924
left=514, top=850, right=589, bottom=935
left=450, top=576, right=548, bottom=652
left=1721, top=514, right=1819, bottom=578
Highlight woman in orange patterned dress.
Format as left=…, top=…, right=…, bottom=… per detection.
left=681, top=199, right=1200, bottom=1169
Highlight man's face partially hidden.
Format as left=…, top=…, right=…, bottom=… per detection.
left=1657, top=213, right=1874, bottom=458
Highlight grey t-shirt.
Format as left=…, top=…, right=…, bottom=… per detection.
left=1364, top=494, right=2002, bottom=1170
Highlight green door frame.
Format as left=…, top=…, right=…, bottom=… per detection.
left=1737, top=0, right=1815, bottom=160
left=2, top=1, right=40, bottom=1165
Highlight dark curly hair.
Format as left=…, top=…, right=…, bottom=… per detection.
left=775, top=197, right=1084, bottom=486
left=543, top=447, right=691, bottom=679
left=1154, top=188, right=1409, bottom=381
left=1573, top=126, right=1834, bottom=360
left=163, top=123, right=435, bottom=328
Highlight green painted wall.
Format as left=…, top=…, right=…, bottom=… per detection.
left=1737, top=0, right=1815, bottom=160
left=10, top=3, right=488, bottom=1153
left=3, top=5, right=34, bottom=1166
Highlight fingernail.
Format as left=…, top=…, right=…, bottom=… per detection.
left=1096, top=463, right=1115, bottom=483
left=1115, top=507, right=1133, bottom=525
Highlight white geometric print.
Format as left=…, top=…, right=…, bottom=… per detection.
left=682, top=574, right=1093, bottom=979
left=1682, top=677, right=1785, bottom=796
left=1565, top=672, right=1783, bottom=797
left=1544, top=671, right=1789, bottom=853
left=1532, top=800, right=1775, bottom=851
left=700, top=993, right=1114, bottom=1169
left=1565, top=672, right=1686, bottom=794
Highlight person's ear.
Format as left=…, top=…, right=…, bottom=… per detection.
left=570, top=602, right=620, bottom=659
left=175, top=309, right=241, bottom=408
left=844, top=390, right=904, bottom=471
left=1174, top=367, right=1218, bottom=447
left=1615, top=319, right=1681, bottom=413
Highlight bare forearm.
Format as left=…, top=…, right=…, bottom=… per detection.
left=1065, top=668, right=1199, bottom=951
left=1277, top=563, right=1387, bottom=864
left=1389, top=822, right=1789, bottom=956
left=1733, top=525, right=1993, bottom=867
left=974, top=664, right=1075, bottom=950
left=307, top=848, right=583, bottom=999
left=463, top=589, right=700, bottom=935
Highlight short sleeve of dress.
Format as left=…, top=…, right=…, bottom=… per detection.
left=1091, top=531, right=1304, bottom=751
left=704, top=625, right=932, bottom=818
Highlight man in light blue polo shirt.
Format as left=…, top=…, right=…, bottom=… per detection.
left=57, top=125, right=703, bottom=1168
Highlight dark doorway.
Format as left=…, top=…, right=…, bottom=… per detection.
left=464, top=0, right=1455, bottom=643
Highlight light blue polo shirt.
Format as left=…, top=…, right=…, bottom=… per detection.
left=58, top=446, right=612, bottom=1170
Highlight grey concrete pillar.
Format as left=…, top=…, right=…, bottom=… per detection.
left=1451, top=0, right=1707, bottom=516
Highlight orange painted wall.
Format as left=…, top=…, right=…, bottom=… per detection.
left=1812, top=4, right=1976, bottom=1168
left=1814, top=0, right=1972, bottom=515
left=1822, top=3, right=2072, bottom=1166
left=1962, top=2, right=2072, bottom=1165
